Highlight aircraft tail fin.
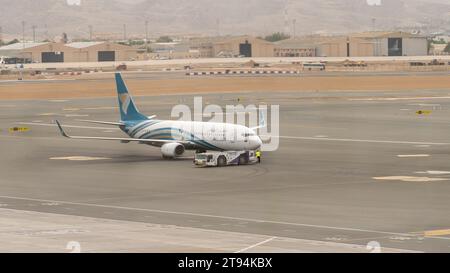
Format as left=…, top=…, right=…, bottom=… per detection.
left=115, top=73, right=148, bottom=122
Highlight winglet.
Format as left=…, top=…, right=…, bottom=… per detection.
left=259, top=110, right=266, bottom=129
left=251, top=110, right=267, bottom=130
left=54, top=120, right=70, bottom=138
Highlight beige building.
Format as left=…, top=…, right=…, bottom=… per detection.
left=349, top=31, right=428, bottom=57
left=274, top=32, right=428, bottom=58
left=190, top=36, right=275, bottom=58
left=273, top=39, right=316, bottom=57
left=317, top=36, right=375, bottom=57
left=0, top=41, right=138, bottom=63
left=65, top=42, right=138, bottom=62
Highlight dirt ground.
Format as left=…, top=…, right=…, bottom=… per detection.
left=1, top=75, right=450, bottom=100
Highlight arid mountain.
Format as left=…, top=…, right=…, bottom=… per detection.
left=0, top=0, right=449, bottom=40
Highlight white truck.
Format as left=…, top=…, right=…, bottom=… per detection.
left=194, top=150, right=258, bottom=167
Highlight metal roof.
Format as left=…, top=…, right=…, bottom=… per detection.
left=65, top=42, right=105, bottom=49
left=0, top=42, right=48, bottom=50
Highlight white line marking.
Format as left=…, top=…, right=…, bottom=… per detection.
left=373, top=176, right=449, bottom=182
left=349, top=96, right=450, bottom=101
left=415, top=171, right=450, bottom=175
left=235, top=237, right=277, bottom=253
left=0, top=195, right=448, bottom=240
left=38, top=113, right=58, bottom=116
left=267, top=135, right=450, bottom=146
left=397, top=154, right=430, bottom=158
left=17, top=122, right=120, bottom=131
left=65, top=114, right=90, bottom=117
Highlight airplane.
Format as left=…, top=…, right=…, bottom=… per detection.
left=55, top=73, right=263, bottom=159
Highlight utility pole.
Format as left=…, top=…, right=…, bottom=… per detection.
left=145, top=20, right=149, bottom=52
left=32, top=25, right=37, bottom=42
left=88, top=25, right=93, bottom=41
left=292, top=19, right=296, bottom=38
left=216, top=19, right=220, bottom=37
left=145, top=20, right=149, bottom=41
left=21, top=21, right=26, bottom=49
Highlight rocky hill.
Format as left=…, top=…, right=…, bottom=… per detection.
left=0, top=0, right=448, bottom=40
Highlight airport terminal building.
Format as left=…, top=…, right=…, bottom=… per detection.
left=0, top=41, right=138, bottom=63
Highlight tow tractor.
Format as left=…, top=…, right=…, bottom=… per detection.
left=194, top=150, right=258, bottom=167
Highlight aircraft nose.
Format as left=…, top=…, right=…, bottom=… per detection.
left=250, top=136, right=262, bottom=150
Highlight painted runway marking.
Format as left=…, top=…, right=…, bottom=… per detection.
left=269, top=135, right=450, bottom=146
left=235, top=237, right=277, bottom=253
left=50, top=156, right=111, bottom=161
left=424, top=229, right=450, bottom=237
left=349, top=96, right=450, bottom=101
left=0, top=195, right=449, bottom=241
left=18, top=122, right=120, bottom=131
left=83, top=107, right=116, bottom=110
left=65, top=114, right=89, bottom=117
left=415, top=171, right=450, bottom=175
left=38, top=113, right=58, bottom=116
left=373, top=176, right=449, bottom=182
left=408, top=103, right=441, bottom=107
left=397, top=154, right=430, bottom=158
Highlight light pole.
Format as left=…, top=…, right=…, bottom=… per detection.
left=32, top=25, right=36, bottom=42
left=22, top=21, right=26, bottom=48
left=145, top=20, right=149, bottom=53
left=89, top=25, right=93, bottom=41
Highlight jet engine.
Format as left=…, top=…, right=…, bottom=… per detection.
left=161, top=143, right=185, bottom=158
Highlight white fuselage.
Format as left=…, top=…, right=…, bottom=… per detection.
left=123, top=119, right=262, bottom=151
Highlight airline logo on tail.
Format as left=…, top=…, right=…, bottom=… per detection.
left=120, top=94, right=131, bottom=114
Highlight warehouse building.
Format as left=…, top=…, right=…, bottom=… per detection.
left=273, top=32, right=428, bottom=58
left=0, top=41, right=138, bottom=63
left=273, top=39, right=316, bottom=57
left=65, top=41, right=138, bottom=62
left=351, top=31, right=429, bottom=57
left=190, top=36, right=275, bottom=58
left=0, top=42, right=72, bottom=63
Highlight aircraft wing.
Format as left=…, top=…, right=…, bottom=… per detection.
left=55, top=120, right=190, bottom=145
left=75, top=119, right=125, bottom=126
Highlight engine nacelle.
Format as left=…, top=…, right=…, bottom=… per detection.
left=161, top=143, right=185, bottom=158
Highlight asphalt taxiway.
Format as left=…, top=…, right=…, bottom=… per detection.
left=1, top=89, right=450, bottom=252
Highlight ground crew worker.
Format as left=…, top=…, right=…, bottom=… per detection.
left=256, top=150, right=261, bottom=163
